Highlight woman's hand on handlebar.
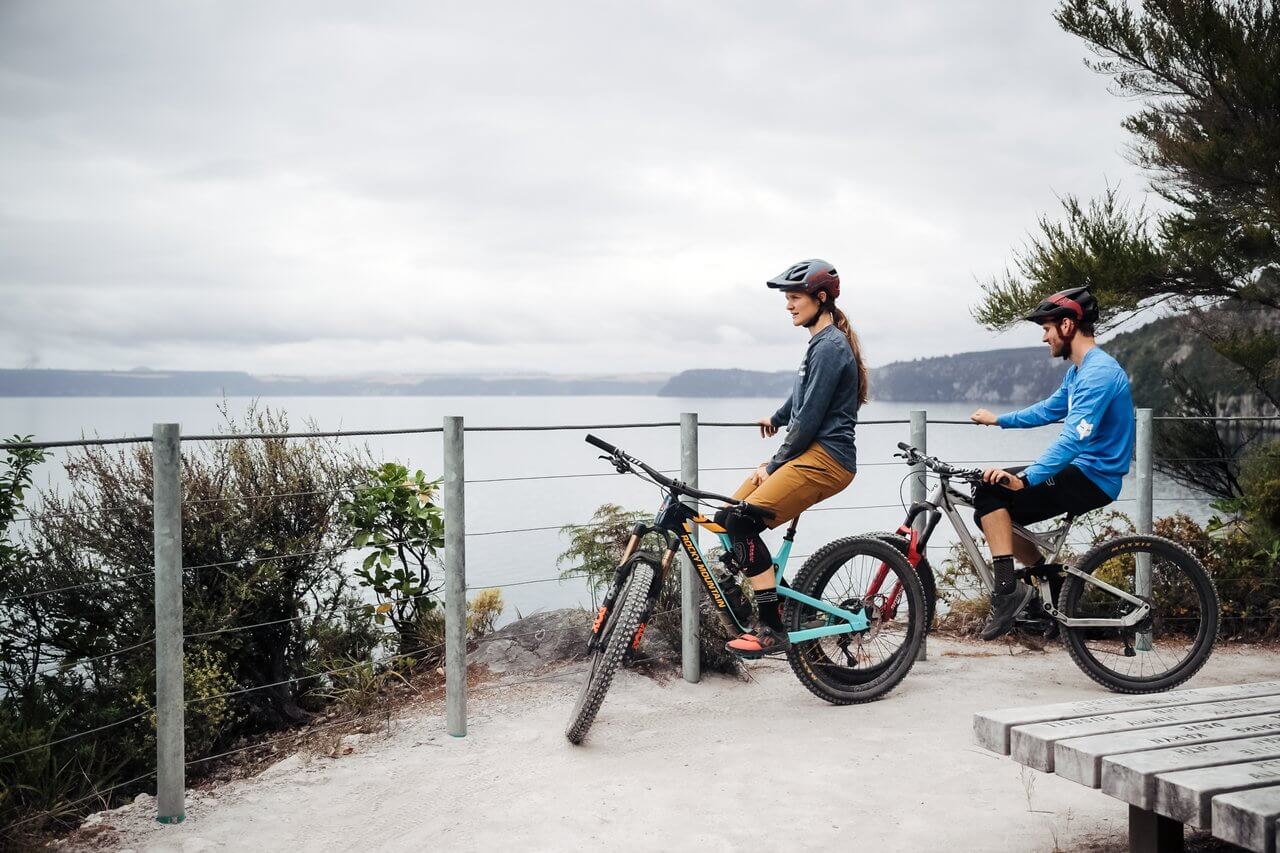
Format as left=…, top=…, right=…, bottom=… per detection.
left=981, top=468, right=1023, bottom=490
left=757, top=417, right=778, bottom=438
left=970, top=408, right=998, bottom=426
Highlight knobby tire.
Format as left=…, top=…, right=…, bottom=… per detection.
left=565, top=556, right=656, bottom=744
left=1059, top=534, right=1218, bottom=694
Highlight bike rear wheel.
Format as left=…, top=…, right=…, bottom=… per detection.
left=1060, top=535, right=1218, bottom=694
left=784, top=537, right=925, bottom=704
left=565, top=554, right=655, bottom=744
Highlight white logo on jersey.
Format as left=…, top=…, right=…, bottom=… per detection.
left=1076, top=420, right=1093, bottom=440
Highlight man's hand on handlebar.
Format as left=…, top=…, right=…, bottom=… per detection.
left=970, top=408, right=998, bottom=426
left=981, top=468, right=1023, bottom=490
left=757, top=417, right=778, bottom=438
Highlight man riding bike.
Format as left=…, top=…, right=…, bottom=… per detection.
left=969, top=287, right=1136, bottom=640
left=718, top=259, right=866, bottom=658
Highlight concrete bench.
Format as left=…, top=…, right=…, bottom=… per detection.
left=975, top=680, right=1280, bottom=852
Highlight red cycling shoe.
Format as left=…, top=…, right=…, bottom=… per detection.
left=726, top=626, right=792, bottom=658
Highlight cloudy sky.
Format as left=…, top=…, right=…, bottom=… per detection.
left=0, top=1, right=1148, bottom=376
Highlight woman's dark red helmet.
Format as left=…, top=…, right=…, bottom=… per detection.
left=766, top=259, right=840, bottom=301
left=1023, top=287, right=1099, bottom=325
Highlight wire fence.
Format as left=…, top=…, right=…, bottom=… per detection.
left=3, top=410, right=1279, bottom=836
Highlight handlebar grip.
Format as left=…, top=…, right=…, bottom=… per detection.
left=584, top=434, right=618, bottom=455
left=897, top=442, right=912, bottom=452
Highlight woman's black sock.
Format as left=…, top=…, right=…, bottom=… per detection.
left=754, top=587, right=784, bottom=631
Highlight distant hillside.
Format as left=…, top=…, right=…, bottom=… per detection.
left=1104, top=313, right=1265, bottom=415
left=0, top=369, right=667, bottom=397
left=870, top=346, right=1067, bottom=403
left=658, top=369, right=793, bottom=398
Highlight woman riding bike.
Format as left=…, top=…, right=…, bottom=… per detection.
left=719, top=259, right=867, bottom=658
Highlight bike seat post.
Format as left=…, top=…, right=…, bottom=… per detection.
left=784, top=516, right=799, bottom=542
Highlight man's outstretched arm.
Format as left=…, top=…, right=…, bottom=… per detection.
left=971, top=379, right=1070, bottom=429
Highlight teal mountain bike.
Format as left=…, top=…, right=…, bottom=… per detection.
left=565, top=434, right=926, bottom=744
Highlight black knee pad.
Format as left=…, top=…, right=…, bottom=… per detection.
left=715, top=506, right=765, bottom=537
left=714, top=506, right=772, bottom=576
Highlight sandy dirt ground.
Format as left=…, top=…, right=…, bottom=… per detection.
left=69, top=638, right=1280, bottom=853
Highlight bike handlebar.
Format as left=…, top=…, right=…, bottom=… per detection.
left=585, top=434, right=618, bottom=456
left=896, top=442, right=985, bottom=482
left=584, top=433, right=754, bottom=510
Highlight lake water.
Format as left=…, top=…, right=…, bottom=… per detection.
left=1, top=396, right=1213, bottom=622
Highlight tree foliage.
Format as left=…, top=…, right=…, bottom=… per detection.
left=978, top=0, right=1280, bottom=504
left=978, top=0, right=1280, bottom=332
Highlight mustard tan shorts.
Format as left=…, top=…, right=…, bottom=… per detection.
left=731, top=441, right=854, bottom=529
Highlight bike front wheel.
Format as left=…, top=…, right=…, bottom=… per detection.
left=565, top=553, right=656, bottom=744
left=1059, top=535, right=1219, bottom=694
left=784, top=537, right=925, bottom=705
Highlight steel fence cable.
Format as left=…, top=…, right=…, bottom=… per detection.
left=182, top=536, right=423, bottom=573
left=181, top=427, right=445, bottom=442
left=11, top=503, right=133, bottom=525
left=184, top=488, right=344, bottom=507
left=700, top=420, right=911, bottom=427
left=1153, top=416, right=1280, bottom=422
left=0, top=770, right=158, bottom=836
left=33, top=636, right=157, bottom=676
left=805, top=503, right=906, bottom=513
left=0, top=436, right=153, bottom=451
left=183, top=591, right=450, bottom=641
left=466, top=574, right=588, bottom=591
left=0, top=570, right=157, bottom=605
left=0, top=708, right=155, bottom=762
left=187, top=641, right=448, bottom=708
left=465, top=422, right=678, bottom=432
left=181, top=547, right=348, bottom=573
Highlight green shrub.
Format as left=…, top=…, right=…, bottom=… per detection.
left=0, top=409, right=378, bottom=835
left=337, top=464, right=445, bottom=655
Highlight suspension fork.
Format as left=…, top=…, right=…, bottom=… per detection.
left=625, top=542, right=678, bottom=659
left=587, top=524, right=645, bottom=653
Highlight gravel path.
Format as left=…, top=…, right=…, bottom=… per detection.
left=74, top=638, right=1280, bottom=853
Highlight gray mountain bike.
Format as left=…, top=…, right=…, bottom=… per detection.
left=878, top=443, right=1218, bottom=694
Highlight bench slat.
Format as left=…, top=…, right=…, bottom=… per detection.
left=1156, top=757, right=1280, bottom=829
left=1054, top=711, right=1280, bottom=788
left=974, top=680, right=1280, bottom=754
left=1101, top=734, right=1280, bottom=809
left=1012, top=695, right=1280, bottom=771
left=1211, top=785, right=1280, bottom=853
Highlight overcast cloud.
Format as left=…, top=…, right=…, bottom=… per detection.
left=0, top=1, right=1146, bottom=376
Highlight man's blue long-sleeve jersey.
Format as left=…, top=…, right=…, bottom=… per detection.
left=996, top=347, right=1135, bottom=499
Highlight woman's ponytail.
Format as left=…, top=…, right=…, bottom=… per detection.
left=830, top=305, right=868, bottom=406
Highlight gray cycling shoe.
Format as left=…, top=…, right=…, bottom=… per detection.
left=982, top=583, right=1035, bottom=641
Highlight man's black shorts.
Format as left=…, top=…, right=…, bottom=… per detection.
left=972, top=465, right=1112, bottom=526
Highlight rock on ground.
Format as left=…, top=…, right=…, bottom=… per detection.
left=465, top=608, right=593, bottom=674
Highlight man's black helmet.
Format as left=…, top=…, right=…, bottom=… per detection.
left=1023, top=287, right=1099, bottom=325
left=766, top=259, right=840, bottom=301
